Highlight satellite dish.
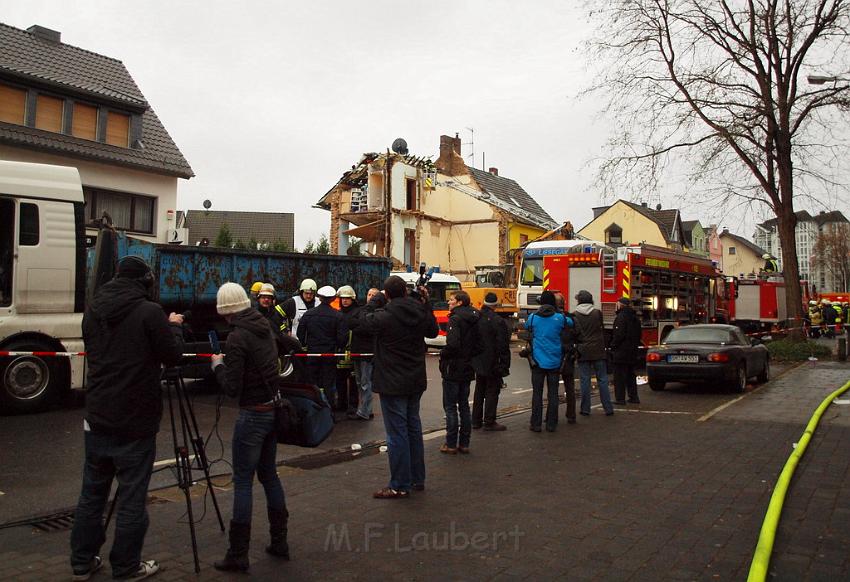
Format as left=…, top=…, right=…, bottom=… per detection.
left=391, top=138, right=408, bottom=155
left=203, top=199, right=212, bottom=210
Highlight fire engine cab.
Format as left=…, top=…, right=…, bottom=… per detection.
left=518, top=242, right=722, bottom=347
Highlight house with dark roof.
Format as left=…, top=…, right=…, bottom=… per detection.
left=718, top=229, right=767, bottom=276
left=578, top=200, right=686, bottom=250
left=183, top=210, right=294, bottom=249
left=681, top=219, right=708, bottom=257
left=0, top=23, right=192, bottom=243
left=315, top=134, right=558, bottom=278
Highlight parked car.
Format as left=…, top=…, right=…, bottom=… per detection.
left=645, top=324, right=770, bottom=393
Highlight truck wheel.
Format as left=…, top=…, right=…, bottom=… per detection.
left=0, top=341, right=67, bottom=414
left=648, top=378, right=665, bottom=391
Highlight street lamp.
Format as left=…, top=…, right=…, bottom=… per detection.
left=807, top=75, right=849, bottom=85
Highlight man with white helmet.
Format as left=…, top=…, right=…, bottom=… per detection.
left=335, top=285, right=360, bottom=416
left=256, top=283, right=288, bottom=340
left=762, top=254, right=779, bottom=273
left=280, top=278, right=317, bottom=337
left=297, top=285, right=347, bottom=412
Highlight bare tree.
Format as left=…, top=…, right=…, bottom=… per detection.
left=585, top=0, right=850, bottom=335
left=811, top=222, right=850, bottom=291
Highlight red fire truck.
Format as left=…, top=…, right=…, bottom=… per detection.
left=724, top=274, right=787, bottom=334
left=520, top=242, right=724, bottom=347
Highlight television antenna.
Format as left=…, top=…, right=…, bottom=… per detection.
left=464, top=127, right=475, bottom=168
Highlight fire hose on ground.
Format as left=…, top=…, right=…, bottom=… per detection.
left=746, top=378, right=850, bottom=582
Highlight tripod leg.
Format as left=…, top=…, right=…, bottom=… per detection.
left=178, top=447, right=201, bottom=574
left=176, top=373, right=225, bottom=531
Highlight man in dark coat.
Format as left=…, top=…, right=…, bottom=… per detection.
left=297, top=285, right=347, bottom=412
left=610, top=297, right=643, bottom=405
left=573, top=290, right=614, bottom=417
left=71, top=256, right=184, bottom=581
left=439, top=291, right=481, bottom=453
left=471, top=292, right=511, bottom=431
left=351, top=275, right=438, bottom=498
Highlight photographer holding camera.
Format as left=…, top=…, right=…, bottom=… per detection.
left=210, top=282, right=289, bottom=572
left=71, top=256, right=184, bottom=581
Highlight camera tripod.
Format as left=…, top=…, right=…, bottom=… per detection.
left=105, top=366, right=224, bottom=574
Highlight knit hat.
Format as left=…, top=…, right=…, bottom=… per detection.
left=217, top=282, right=251, bottom=315
left=117, top=256, right=152, bottom=280
left=484, top=292, right=498, bottom=306
left=539, top=290, right=557, bottom=307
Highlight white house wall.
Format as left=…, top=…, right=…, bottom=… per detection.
left=0, top=144, right=179, bottom=243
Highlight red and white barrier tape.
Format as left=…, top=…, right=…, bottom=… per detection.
left=0, top=351, right=375, bottom=358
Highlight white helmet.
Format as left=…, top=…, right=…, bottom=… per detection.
left=762, top=254, right=771, bottom=260
left=299, top=278, right=317, bottom=292
left=317, top=285, right=337, bottom=299
left=337, top=285, right=356, bottom=299
left=258, top=283, right=276, bottom=297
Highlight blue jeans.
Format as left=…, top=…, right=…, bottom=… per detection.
left=70, top=431, right=156, bottom=578
left=379, top=393, right=425, bottom=492
left=531, top=367, right=560, bottom=429
left=442, top=379, right=471, bottom=448
left=354, top=359, right=374, bottom=419
left=579, top=360, right=613, bottom=415
left=231, top=409, right=285, bottom=525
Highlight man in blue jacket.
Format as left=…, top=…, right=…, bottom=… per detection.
left=525, top=290, right=570, bottom=432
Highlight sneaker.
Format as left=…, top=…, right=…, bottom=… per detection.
left=483, top=422, right=507, bottom=431
left=72, top=556, right=102, bottom=581
left=114, top=560, right=159, bottom=580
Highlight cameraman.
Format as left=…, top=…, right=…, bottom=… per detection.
left=351, top=275, right=438, bottom=498
left=71, top=256, right=184, bottom=581
left=210, top=283, right=289, bottom=572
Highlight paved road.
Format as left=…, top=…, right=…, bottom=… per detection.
left=0, top=345, right=787, bottom=525
left=0, top=360, right=847, bottom=581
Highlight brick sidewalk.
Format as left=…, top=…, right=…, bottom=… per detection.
left=1, top=362, right=848, bottom=581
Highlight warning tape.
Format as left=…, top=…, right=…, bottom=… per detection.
left=0, top=351, right=376, bottom=359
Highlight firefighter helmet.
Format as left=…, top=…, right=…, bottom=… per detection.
left=299, top=278, right=317, bottom=292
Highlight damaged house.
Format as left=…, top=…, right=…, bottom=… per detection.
left=315, top=134, right=558, bottom=280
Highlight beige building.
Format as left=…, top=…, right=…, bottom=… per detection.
left=316, top=134, right=557, bottom=280
left=718, top=229, right=767, bottom=276
left=579, top=200, right=685, bottom=250
left=0, top=24, right=193, bottom=244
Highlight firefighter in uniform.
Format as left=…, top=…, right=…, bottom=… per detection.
left=762, top=254, right=779, bottom=273
left=280, top=278, right=317, bottom=337
left=256, top=283, right=288, bottom=339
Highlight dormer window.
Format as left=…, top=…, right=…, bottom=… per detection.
left=0, top=82, right=134, bottom=148
left=605, top=223, right=623, bottom=245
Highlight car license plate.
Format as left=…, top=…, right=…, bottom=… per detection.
left=668, top=355, right=698, bottom=363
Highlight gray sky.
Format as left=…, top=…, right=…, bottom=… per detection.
left=2, top=1, right=846, bottom=247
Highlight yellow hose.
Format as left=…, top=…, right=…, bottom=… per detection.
left=747, top=378, right=850, bottom=582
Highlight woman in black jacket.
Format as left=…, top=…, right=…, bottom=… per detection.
left=210, top=283, right=289, bottom=572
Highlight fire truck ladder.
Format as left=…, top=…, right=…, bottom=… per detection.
left=602, top=249, right=616, bottom=293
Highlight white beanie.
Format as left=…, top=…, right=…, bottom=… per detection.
left=217, top=282, right=251, bottom=315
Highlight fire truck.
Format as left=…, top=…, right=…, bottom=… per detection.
left=517, top=241, right=723, bottom=347
left=723, top=274, right=787, bottom=334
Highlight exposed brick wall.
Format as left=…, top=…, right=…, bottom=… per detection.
left=436, top=134, right=467, bottom=177
left=329, top=189, right=340, bottom=254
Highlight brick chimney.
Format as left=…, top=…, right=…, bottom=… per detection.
left=436, top=133, right=467, bottom=176
left=27, top=25, right=61, bottom=43
left=488, top=167, right=499, bottom=176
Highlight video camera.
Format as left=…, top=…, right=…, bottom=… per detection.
left=410, top=262, right=432, bottom=302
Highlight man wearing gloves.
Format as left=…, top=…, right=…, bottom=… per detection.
left=210, top=282, right=289, bottom=572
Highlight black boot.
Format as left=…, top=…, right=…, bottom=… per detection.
left=214, top=521, right=251, bottom=572
left=265, top=507, right=290, bottom=560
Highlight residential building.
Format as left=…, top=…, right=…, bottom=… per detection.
left=578, top=200, right=685, bottom=250
left=706, top=224, right=723, bottom=267
left=183, top=210, right=295, bottom=249
left=316, top=134, right=558, bottom=280
left=753, top=210, right=848, bottom=285
left=0, top=23, right=193, bottom=244
left=682, top=220, right=708, bottom=257
left=718, top=229, right=767, bottom=276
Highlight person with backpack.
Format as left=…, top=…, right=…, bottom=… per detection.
left=471, top=292, right=511, bottom=431
left=439, top=290, right=481, bottom=453
left=610, top=297, right=643, bottom=405
left=524, top=290, right=569, bottom=432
